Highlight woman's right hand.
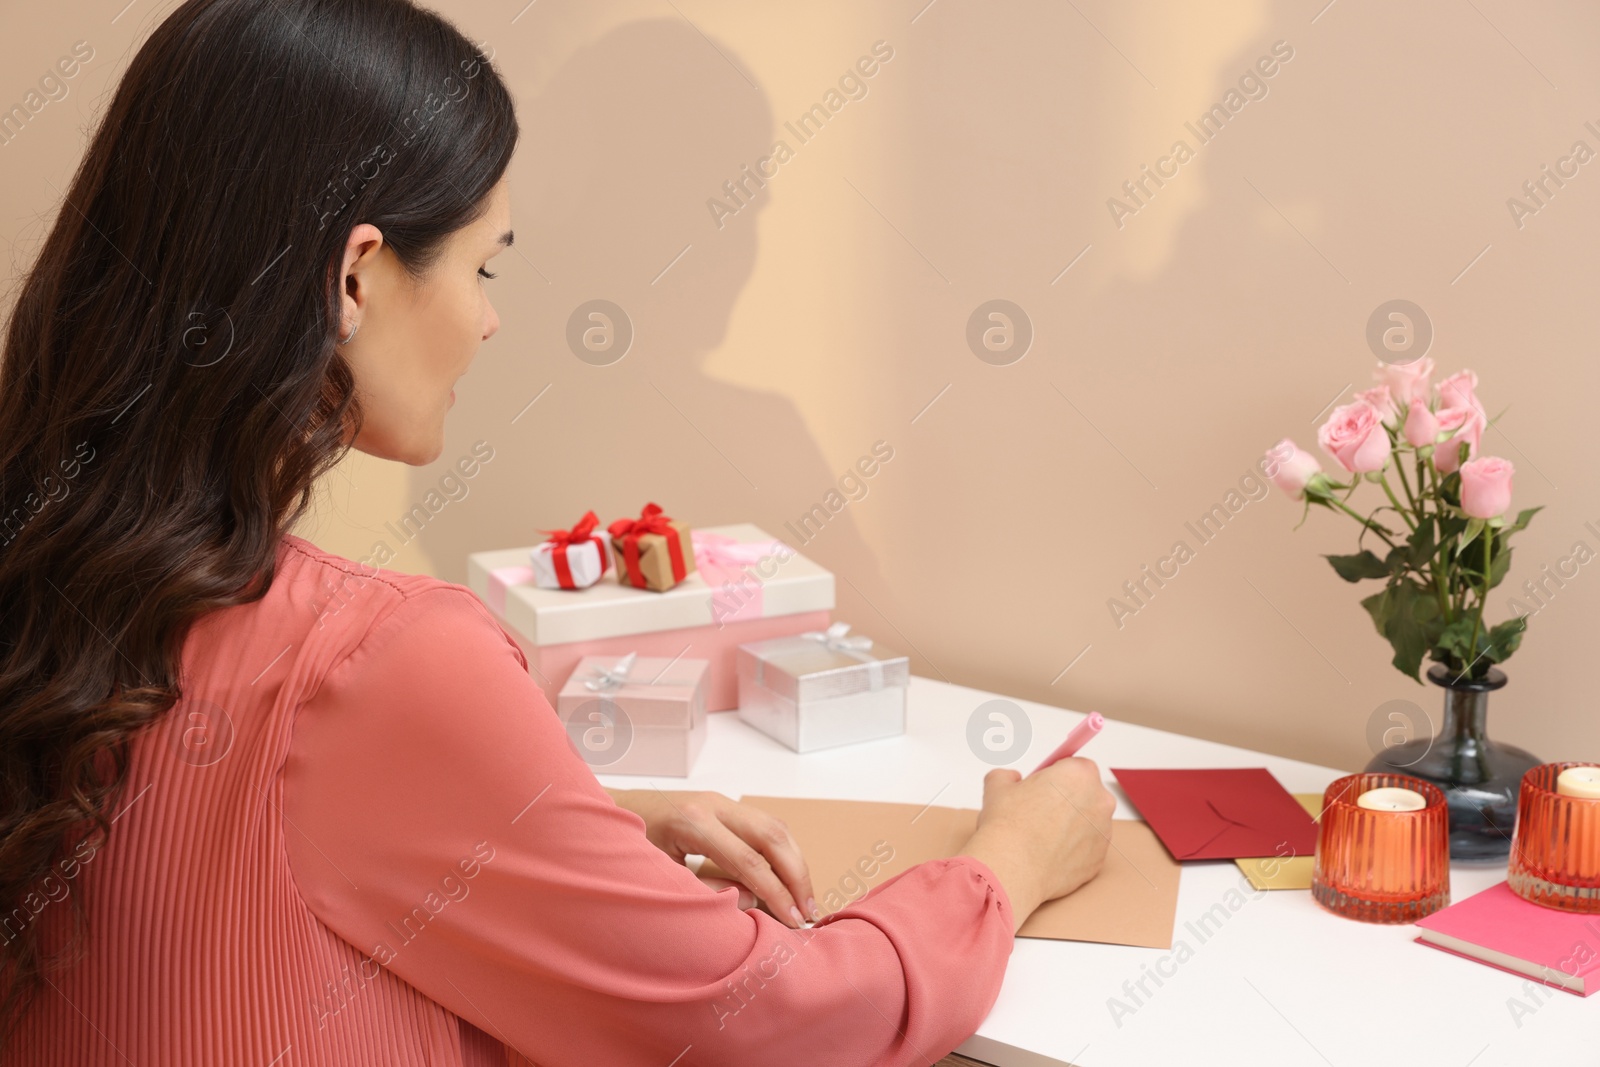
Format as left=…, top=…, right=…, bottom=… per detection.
left=954, top=759, right=1117, bottom=932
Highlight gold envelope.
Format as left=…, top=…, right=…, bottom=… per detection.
left=1234, top=792, right=1323, bottom=890
left=699, top=795, right=1183, bottom=950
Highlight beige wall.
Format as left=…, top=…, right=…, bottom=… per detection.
left=5, top=1, right=1597, bottom=772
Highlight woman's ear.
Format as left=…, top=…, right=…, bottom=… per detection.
left=334, top=223, right=385, bottom=336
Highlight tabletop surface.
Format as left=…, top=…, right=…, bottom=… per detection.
left=594, top=676, right=1591, bottom=1067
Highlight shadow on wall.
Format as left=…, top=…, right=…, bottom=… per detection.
left=393, top=1, right=1598, bottom=769
left=410, top=17, right=885, bottom=609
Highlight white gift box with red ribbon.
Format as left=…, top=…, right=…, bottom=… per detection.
left=530, top=537, right=608, bottom=590
left=528, top=510, right=611, bottom=590
left=467, top=523, right=833, bottom=712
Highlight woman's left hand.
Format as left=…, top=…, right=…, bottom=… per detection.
left=608, top=789, right=818, bottom=929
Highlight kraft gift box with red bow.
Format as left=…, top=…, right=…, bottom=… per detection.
left=468, top=523, right=833, bottom=712
left=555, top=653, right=709, bottom=777
left=606, top=502, right=694, bottom=592
left=530, top=510, right=610, bottom=590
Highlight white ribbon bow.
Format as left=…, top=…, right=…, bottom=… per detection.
left=799, top=623, right=882, bottom=691
left=584, top=651, right=638, bottom=691
left=802, top=622, right=873, bottom=652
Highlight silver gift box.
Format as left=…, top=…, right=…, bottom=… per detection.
left=735, top=624, right=909, bottom=752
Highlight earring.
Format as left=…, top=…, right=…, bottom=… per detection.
left=338, top=320, right=360, bottom=345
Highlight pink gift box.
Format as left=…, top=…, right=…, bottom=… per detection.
left=468, top=524, right=834, bottom=712
left=556, top=655, right=709, bottom=777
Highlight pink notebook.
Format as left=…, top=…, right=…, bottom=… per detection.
left=1414, top=881, right=1600, bottom=996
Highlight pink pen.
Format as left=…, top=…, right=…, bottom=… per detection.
left=1030, top=711, right=1104, bottom=775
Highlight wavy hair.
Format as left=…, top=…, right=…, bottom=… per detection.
left=0, top=0, right=517, bottom=1040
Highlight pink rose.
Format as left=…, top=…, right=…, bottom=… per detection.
left=1459, top=456, right=1514, bottom=518
left=1434, top=404, right=1485, bottom=474
left=1377, top=356, right=1434, bottom=409
left=1356, top=385, right=1398, bottom=421
left=1403, top=398, right=1439, bottom=448
left=1263, top=438, right=1323, bottom=498
left=1437, top=369, right=1479, bottom=412
left=1317, top=401, right=1392, bottom=473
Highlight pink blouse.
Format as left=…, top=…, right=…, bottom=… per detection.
left=10, top=533, right=1014, bottom=1066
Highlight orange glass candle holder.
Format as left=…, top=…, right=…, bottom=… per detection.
left=1508, top=762, right=1600, bottom=913
left=1311, top=772, right=1450, bottom=923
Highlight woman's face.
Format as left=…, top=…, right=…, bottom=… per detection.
left=336, top=178, right=512, bottom=465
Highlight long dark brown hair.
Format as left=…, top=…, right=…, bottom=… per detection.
left=0, top=0, right=517, bottom=1040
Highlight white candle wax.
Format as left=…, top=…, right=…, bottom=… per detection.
left=1555, top=767, right=1600, bottom=799
left=1356, top=787, right=1427, bottom=812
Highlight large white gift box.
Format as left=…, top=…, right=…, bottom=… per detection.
left=468, top=523, right=834, bottom=712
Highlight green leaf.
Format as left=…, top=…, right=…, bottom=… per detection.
left=1418, top=607, right=1447, bottom=665
left=1361, top=581, right=1434, bottom=682
left=1487, top=542, right=1513, bottom=591
left=1439, top=471, right=1462, bottom=509
left=1460, top=517, right=1487, bottom=553
left=1327, top=551, right=1391, bottom=582
left=1437, top=617, right=1477, bottom=662
left=1383, top=581, right=1431, bottom=682
left=1505, top=506, right=1544, bottom=536
left=1484, top=616, right=1528, bottom=663
left=1360, top=587, right=1392, bottom=637
left=1407, top=518, right=1437, bottom=570
left=1437, top=513, right=1467, bottom=542
left=1431, top=612, right=1527, bottom=676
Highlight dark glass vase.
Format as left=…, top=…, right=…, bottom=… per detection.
left=1362, top=664, right=1541, bottom=861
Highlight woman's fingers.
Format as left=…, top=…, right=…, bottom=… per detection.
left=696, top=812, right=811, bottom=928
left=718, top=804, right=817, bottom=923
left=666, top=793, right=817, bottom=927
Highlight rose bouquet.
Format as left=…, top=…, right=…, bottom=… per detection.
left=1265, top=358, right=1540, bottom=684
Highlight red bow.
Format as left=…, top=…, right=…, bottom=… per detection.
left=607, top=502, right=688, bottom=589
left=540, top=510, right=609, bottom=589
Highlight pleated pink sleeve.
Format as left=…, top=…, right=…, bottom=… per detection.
left=280, top=585, right=1015, bottom=1067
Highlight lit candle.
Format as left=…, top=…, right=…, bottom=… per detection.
left=1555, top=766, right=1600, bottom=799
left=1357, top=787, right=1427, bottom=812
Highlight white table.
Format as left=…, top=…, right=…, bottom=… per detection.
left=595, top=677, right=1592, bottom=1067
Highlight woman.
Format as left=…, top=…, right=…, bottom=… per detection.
left=0, top=2, right=1115, bottom=1064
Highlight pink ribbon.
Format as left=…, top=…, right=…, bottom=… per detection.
left=691, top=531, right=790, bottom=624
left=487, top=564, right=536, bottom=617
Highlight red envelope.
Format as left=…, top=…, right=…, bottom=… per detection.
left=1110, top=767, right=1319, bottom=861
